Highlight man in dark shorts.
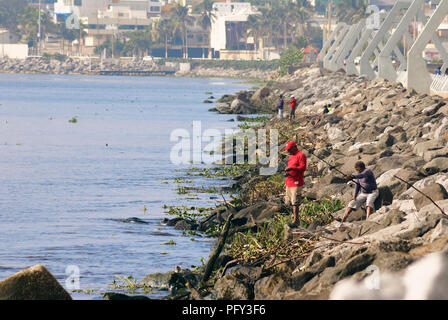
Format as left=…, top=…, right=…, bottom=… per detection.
left=289, top=95, right=297, bottom=121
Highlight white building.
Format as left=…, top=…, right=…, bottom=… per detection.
left=54, top=0, right=110, bottom=21
left=210, top=2, right=259, bottom=52
left=54, top=0, right=162, bottom=21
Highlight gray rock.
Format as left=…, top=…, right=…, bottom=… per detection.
left=214, top=273, right=253, bottom=300
left=103, top=292, right=151, bottom=300
left=398, top=214, right=446, bottom=240
left=381, top=209, right=406, bottom=227
left=233, top=201, right=281, bottom=226
left=413, top=183, right=448, bottom=210
left=140, top=272, right=173, bottom=289
left=377, top=134, right=396, bottom=149
left=423, top=157, right=448, bottom=175
left=413, top=139, right=445, bottom=157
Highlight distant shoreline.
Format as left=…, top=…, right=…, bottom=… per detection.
left=0, top=57, right=276, bottom=81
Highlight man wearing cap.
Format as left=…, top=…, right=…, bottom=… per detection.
left=284, top=141, right=307, bottom=226
left=289, top=95, right=298, bottom=120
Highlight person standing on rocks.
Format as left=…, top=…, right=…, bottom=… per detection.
left=341, top=161, right=379, bottom=222
left=277, top=95, right=284, bottom=119
left=289, top=95, right=298, bottom=121
left=284, top=141, right=307, bottom=226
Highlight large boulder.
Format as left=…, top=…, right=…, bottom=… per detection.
left=232, top=201, right=281, bottom=226
left=230, top=99, right=257, bottom=114
left=251, top=87, right=271, bottom=106
left=214, top=273, right=253, bottom=300
left=423, top=157, right=448, bottom=175
left=413, top=139, right=445, bottom=157
left=140, top=272, right=173, bottom=289
left=330, top=252, right=448, bottom=300
left=374, top=186, right=394, bottom=210
left=413, top=183, right=448, bottom=210
left=0, top=265, right=72, bottom=300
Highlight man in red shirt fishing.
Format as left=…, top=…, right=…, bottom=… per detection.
left=284, top=141, right=307, bottom=226
left=289, top=95, right=298, bottom=121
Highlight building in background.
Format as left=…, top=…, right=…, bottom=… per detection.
left=1, top=29, right=28, bottom=59
left=210, top=2, right=262, bottom=60
left=369, top=0, right=395, bottom=10
left=303, top=45, right=318, bottom=64
left=0, top=29, right=19, bottom=44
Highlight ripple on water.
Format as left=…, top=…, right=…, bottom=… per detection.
left=0, top=74, right=250, bottom=299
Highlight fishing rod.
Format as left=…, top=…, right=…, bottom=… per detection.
left=306, top=147, right=363, bottom=190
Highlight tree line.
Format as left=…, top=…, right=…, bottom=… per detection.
left=0, top=0, right=369, bottom=58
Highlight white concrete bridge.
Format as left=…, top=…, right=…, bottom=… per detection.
left=318, top=0, right=448, bottom=96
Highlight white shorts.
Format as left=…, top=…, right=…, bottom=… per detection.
left=348, top=189, right=379, bottom=210
left=278, top=109, right=283, bottom=118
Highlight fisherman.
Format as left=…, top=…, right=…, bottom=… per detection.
left=289, top=95, right=298, bottom=120
left=341, top=161, right=379, bottom=222
left=284, top=141, right=307, bottom=226
left=313, top=104, right=330, bottom=126
left=277, top=94, right=284, bottom=119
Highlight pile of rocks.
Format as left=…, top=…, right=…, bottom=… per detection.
left=198, top=66, right=448, bottom=300
left=209, top=87, right=275, bottom=115
left=185, top=65, right=275, bottom=80
left=0, top=57, right=163, bottom=75
left=0, top=57, right=276, bottom=79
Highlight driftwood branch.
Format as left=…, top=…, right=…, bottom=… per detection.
left=200, top=208, right=234, bottom=287
left=393, top=174, right=447, bottom=216
left=219, top=258, right=239, bottom=278
left=185, top=282, right=204, bottom=301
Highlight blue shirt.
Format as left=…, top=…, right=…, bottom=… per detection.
left=353, top=168, right=377, bottom=197
left=277, top=99, right=284, bottom=110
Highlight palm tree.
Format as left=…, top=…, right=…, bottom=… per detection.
left=124, top=27, right=152, bottom=57
left=333, top=0, right=368, bottom=24
left=156, top=18, right=175, bottom=58
left=293, top=0, right=313, bottom=40
left=171, top=4, right=194, bottom=58
left=19, top=6, right=55, bottom=50
left=197, top=0, right=215, bottom=59
left=247, top=14, right=263, bottom=55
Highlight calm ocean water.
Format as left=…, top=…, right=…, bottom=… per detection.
left=0, top=73, right=250, bottom=299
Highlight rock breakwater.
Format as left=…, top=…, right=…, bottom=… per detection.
left=152, top=66, right=448, bottom=300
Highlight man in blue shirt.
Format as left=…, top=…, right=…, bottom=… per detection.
left=277, top=95, right=284, bottom=119
left=341, top=161, right=379, bottom=222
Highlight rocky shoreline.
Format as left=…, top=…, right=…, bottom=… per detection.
left=176, top=65, right=275, bottom=80
left=143, top=66, right=448, bottom=300
left=2, top=65, right=448, bottom=300
left=0, top=57, right=274, bottom=79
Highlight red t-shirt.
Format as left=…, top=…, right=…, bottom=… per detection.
left=285, top=150, right=307, bottom=187
left=289, top=98, right=297, bottom=110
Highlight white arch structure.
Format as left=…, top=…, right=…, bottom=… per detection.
left=317, top=0, right=448, bottom=95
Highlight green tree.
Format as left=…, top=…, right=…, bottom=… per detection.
left=122, top=27, right=153, bottom=57
left=0, top=0, right=27, bottom=32
left=333, top=0, right=368, bottom=24
left=155, top=18, right=175, bottom=58
left=19, top=6, right=56, bottom=48
left=171, top=4, right=194, bottom=58
left=197, top=0, right=215, bottom=58
left=279, top=45, right=304, bottom=76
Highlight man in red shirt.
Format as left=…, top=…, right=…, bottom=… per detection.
left=289, top=95, right=298, bottom=121
left=284, top=141, right=307, bottom=225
